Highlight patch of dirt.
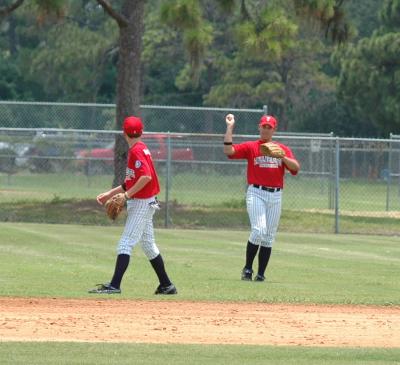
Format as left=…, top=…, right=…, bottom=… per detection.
left=1, top=298, right=400, bottom=347
left=303, top=208, right=400, bottom=219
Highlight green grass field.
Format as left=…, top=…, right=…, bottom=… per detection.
left=1, top=171, right=400, bottom=211
left=1, top=223, right=400, bottom=364
left=2, top=172, right=400, bottom=235
left=1, top=223, right=399, bottom=303
left=1, top=342, right=399, bottom=365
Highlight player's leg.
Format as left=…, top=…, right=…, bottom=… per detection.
left=109, top=253, right=130, bottom=290
left=111, top=199, right=150, bottom=288
left=254, top=246, right=272, bottom=281
left=140, top=200, right=177, bottom=295
left=243, top=186, right=266, bottom=280
left=242, top=240, right=259, bottom=280
left=88, top=199, right=149, bottom=294
left=255, top=190, right=282, bottom=281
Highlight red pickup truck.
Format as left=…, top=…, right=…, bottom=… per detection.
left=76, top=133, right=194, bottom=174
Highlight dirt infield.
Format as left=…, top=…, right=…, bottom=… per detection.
left=1, top=297, right=400, bottom=347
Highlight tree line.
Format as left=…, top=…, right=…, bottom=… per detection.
left=0, top=0, right=398, bottom=140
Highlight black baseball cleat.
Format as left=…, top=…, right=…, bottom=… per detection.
left=241, top=268, right=253, bottom=281
left=154, top=283, right=177, bottom=295
left=88, top=283, right=121, bottom=294
left=254, top=274, right=265, bottom=282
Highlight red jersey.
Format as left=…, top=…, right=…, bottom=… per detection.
left=229, top=140, right=298, bottom=188
left=125, top=140, right=160, bottom=198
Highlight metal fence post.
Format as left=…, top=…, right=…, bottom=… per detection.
left=263, top=105, right=268, bottom=115
left=329, top=132, right=334, bottom=209
left=164, top=132, right=172, bottom=228
left=334, top=137, right=340, bottom=234
left=386, top=134, right=392, bottom=211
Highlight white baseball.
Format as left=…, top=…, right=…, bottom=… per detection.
left=225, top=114, right=235, bottom=125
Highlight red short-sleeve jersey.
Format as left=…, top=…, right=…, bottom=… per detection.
left=125, top=141, right=160, bottom=198
left=229, top=140, right=298, bottom=188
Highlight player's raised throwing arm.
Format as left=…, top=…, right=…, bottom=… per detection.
left=224, top=114, right=235, bottom=156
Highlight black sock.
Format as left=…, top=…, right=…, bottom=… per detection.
left=110, top=254, right=130, bottom=289
left=258, top=247, right=272, bottom=277
left=245, top=241, right=259, bottom=270
left=150, top=254, right=172, bottom=287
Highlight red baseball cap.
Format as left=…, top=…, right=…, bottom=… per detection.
left=259, top=115, right=277, bottom=129
left=123, top=116, right=143, bottom=135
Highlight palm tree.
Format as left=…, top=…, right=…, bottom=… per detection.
left=1, top=0, right=347, bottom=184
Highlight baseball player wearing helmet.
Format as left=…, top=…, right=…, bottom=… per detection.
left=223, top=114, right=300, bottom=282
left=89, top=116, right=177, bottom=295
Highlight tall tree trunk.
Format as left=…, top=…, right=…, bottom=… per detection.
left=8, top=15, right=18, bottom=56
left=279, top=58, right=291, bottom=131
left=112, top=0, right=145, bottom=187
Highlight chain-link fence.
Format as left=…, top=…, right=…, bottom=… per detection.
left=1, top=127, right=400, bottom=235
left=0, top=101, right=266, bottom=134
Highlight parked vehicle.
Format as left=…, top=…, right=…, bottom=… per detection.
left=0, top=142, right=17, bottom=173
left=0, top=141, right=34, bottom=172
left=76, top=133, right=194, bottom=174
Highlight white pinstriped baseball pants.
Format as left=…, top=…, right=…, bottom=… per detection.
left=117, top=197, right=160, bottom=259
left=246, top=185, right=282, bottom=247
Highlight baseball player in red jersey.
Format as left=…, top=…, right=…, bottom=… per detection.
left=223, top=113, right=300, bottom=282
left=89, top=116, right=177, bottom=295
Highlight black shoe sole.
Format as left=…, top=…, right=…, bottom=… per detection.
left=155, top=285, right=178, bottom=295
left=156, top=290, right=177, bottom=295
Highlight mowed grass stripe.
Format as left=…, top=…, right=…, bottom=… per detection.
left=1, top=342, right=400, bottom=365
left=0, top=222, right=399, bottom=304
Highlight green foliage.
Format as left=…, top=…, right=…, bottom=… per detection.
left=345, top=0, right=381, bottom=39
left=0, top=58, right=19, bottom=99
left=295, top=0, right=336, bottom=22
left=379, top=0, right=400, bottom=30
left=160, top=0, right=202, bottom=28
left=0, top=0, right=117, bottom=103
left=334, top=0, right=400, bottom=137
left=0, top=0, right=394, bottom=137
left=183, top=22, right=213, bottom=69
left=235, top=7, right=298, bottom=61
left=161, top=0, right=214, bottom=86
left=215, top=0, right=235, bottom=13
left=33, top=0, right=66, bottom=20
left=28, top=21, right=116, bottom=101
left=294, top=0, right=353, bottom=43
left=142, top=6, right=190, bottom=104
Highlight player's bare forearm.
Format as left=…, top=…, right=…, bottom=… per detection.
left=125, top=175, right=151, bottom=198
left=97, top=185, right=125, bottom=205
left=223, top=125, right=235, bottom=156
left=282, top=156, right=300, bottom=172
left=223, top=114, right=235, bottom=156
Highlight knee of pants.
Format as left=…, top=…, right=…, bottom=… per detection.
left=117, top=247, right=132, bottom=256
left=117, top=237, right=138, bottom=256
left=249, top=227, right=266, bottom=245
left=250, top=228, right=275, bottom=247
left=141, top=241, right=160, bottom=260
left=259, top=239, right=274, bottom=248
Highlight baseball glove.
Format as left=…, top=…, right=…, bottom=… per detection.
left=260, top=142, right=285, bottom=158
left=104, top=193, right=126, bottom=220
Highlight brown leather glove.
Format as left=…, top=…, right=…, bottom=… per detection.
left=104, top=193, right=126, bottom=220
left=260, top=142, right=285, bottom=158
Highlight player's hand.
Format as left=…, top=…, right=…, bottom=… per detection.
left=97, top=191, right=111, bottom=205
left=225, top=114, right=235, bottom=127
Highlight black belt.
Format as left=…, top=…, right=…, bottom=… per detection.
left=252, top=184, right=281, bottom=192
